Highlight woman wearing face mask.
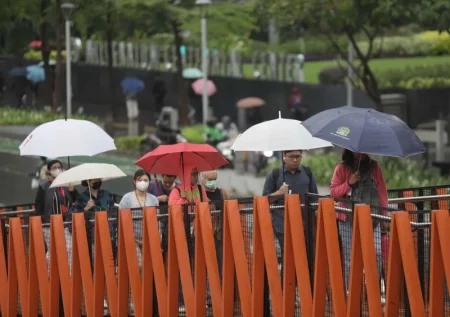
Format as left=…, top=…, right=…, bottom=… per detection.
left=75, top=178, right=115, bottom=213
left=35, top=159, right=77, bottom=216
left=119, top=169, right=159, bottom=209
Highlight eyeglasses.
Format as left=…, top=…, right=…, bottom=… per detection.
left=286, top=154, right=302, bottom=160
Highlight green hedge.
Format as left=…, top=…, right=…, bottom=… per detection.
left=260, top=154, right=450, bottom=188
left=0, top=107, right=98, bottom=125
left=374, top=64, right=450, bottom=89
left=115, top=125, right=205, bottom=151
left=24, top=50, right=67, bottom=61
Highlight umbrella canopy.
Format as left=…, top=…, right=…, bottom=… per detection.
left=9, top=67, right=27, bottom=77
left=121, top=77, right=145, bottom=94
left=29, top=40, right=42, bottom=48
left=302, top=106, right=426, bottom=158
left=191, top=79, right=217, bottom=96
left=19, top=119, right=117, bottom=158
left=26, top=65, right=46, bottom=83
left=136, top=143, right=228, bottom=176
left=237, top=97, right=265, bottom=108
left=231, top=113, right=333, bottom=151
left=183, top=68, right=203, bottom=79
left=50, top=163, right=126, bottom=188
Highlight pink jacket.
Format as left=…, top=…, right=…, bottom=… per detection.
left=330, top=162, right=388, bottom=220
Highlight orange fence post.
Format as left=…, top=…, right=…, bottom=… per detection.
left=282, top=197, right=296, bottom=317
left=143, top=207, right=167, bottom=317
left=117, top=209, right=130, bottom=317
left=197, top=202, right=223, bottom=317
left=0, top=213, right=8, bottom=314
left=170, top=205, right=196, bottom=317
left=251, top=198, right=264, bottom=317
left=385, top=212, right=425, bottom=317
left=224, top=200, right=252, bottom=317
left=254, top=197, right=283, bottom=317
left=194, top=206, right=207, bottom=317
left=166, top=206, right=179, bottom=317
left=118, top=209, right=142, bottom=317
left=430, top=210, right=450, bottom=316
left=221, top=200, right=236, bottom=317
left=285, top=195, right=312, bottom=317
left=312, top=198, right=346, bottom=317
left=141, top=208, right=155, bottom=317
left=429, top=211, right=446, bottom=316
left=72, top=213, right=94, bottom=317
left=9, top=217, right=29, bottom=316
left=28, top=217, right=49, bottom=317
left=347, top=205, right=382, bottom=317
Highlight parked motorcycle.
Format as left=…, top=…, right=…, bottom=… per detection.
left=139, top=124, right=187, bottom=155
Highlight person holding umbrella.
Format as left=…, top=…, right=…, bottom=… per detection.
left=168, top=166, right=209, bottom=205
left=330, top=149, right=388, bottom=291
left=148, top=174, right=179, bottom=206
left=75, top=178, right=115, bottom=213
left=35, top=159, right=78, bottom=216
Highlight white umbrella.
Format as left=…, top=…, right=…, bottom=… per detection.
left=19, top=119, right=116, bottom=158
left=50, top=163, right=126, bottom=188
left=231, top=112, right=333, bottom=151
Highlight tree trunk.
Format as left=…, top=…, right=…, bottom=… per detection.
left=40, top=0, right=53, bottom=108
left=54, top=0, right=63, bottom=111
left=171, top=20, right=189, bottom=126
left=105, top=1, right=117, bottom=136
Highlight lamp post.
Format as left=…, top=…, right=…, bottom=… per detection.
left=61, top=2, right=76, bottom=118
left=196, top=0, right=211, bottom=126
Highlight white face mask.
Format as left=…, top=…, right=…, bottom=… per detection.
left=136, top=180, right=149, bottom=192
left=51, top=168, right=62, bottom=178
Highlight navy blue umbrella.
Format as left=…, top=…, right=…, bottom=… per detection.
left=302, top=106, right=426, bottom=158
left=121, top=77, right=145, bottom=94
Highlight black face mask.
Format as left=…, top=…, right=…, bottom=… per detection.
left=91, top=181, right=102, bottom=190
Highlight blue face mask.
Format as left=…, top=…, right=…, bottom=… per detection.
left=205, top=180, right=217, bottom=190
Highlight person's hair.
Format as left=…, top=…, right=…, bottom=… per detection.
left=162, top=174, right=176, bottom=178
left=81, top=180, right=89, bottom=187
left=47, top=159, right=62, bottom=171
left=341, top=149, right=371, bottom=173
left=283, top=150, right=302, bottom=156
left=134, top=169, right=150, bottom=181
left=200, top=170, right=217, bottom=180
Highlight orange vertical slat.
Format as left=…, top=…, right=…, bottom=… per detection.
left=194, top=205, right=207, bottom=317
left=429, top=211, right=446, bottom=317
left=285, top=195, right=312, bottom=317
left=221, top=200, right=236, bottom=317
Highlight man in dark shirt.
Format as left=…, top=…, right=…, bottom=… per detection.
left=262, top=150, right=318, bottom=273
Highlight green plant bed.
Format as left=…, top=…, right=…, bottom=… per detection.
left=115, top=124, right=205, bottom=151
left=259, top=154, right=450, bottom=188
left=0, top=107, right=98, bottom=125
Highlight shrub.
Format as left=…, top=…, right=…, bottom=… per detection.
left=182, top=125, right=205, bottom=144
left=357, top=31, right=450, bottom=58
left=375, top=64, right=450, bottom=88
left=0, top=107, right=98, bottom=125
left=318, top=66, right=347, bottom=85
left=115, top=136, right=145, bottom=151
left=24, top=50, right=67, bottom=61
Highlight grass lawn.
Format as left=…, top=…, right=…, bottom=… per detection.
left=240, top=55, right=450, bottom=84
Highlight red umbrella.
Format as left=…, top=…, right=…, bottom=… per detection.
left=29, top=40, right=42, bottom=48
left=236, top=97, right=265, bottom=108
left=135, top=142, right=228, bottom=178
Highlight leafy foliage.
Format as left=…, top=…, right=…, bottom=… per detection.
left=0, top=107, right=98, bottom=125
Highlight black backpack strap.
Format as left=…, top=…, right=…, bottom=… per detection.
left=271, top=168, right=280, bottom=192
left=197, top=184, right=204, bottom=202
left=302, top=165, right=314, bottom=193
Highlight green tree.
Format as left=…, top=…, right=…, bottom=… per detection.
left=257, top=0, right=420, bottom=110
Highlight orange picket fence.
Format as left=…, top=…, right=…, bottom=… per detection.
left=0, top=195, right=449, bottom=317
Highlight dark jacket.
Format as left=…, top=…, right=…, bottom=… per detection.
left=35, top=181, right=77, bottom=216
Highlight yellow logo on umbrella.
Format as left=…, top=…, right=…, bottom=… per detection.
left=336, top=126, right=350, bottom=137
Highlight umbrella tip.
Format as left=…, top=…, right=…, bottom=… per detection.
left=278, top=111, right=281, bottom=119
